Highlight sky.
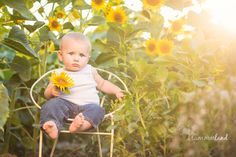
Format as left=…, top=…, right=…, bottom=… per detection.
left=28, top=0, right=236, bottom=34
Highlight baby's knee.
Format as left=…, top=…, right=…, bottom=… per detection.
left=90, top=104, right=105, bottom=114
left=41, top=97, right=66, bottom=113
left=82, top=104, right=105, bottom=128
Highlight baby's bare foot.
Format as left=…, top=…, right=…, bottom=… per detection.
left=69, top=113, right=84, bottom=133
left=43, top=121, right=58, bottom=139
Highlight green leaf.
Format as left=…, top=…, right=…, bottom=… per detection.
left=2, top=26, right=37, bottom=58
left=106, top=124, right=117, bottom=131
left=0, top=69, right=15, bottom=81
left=130, top=60, right=153, bottom=80
left=22, top=136, right=34, bottom=149
left=128, top=122, right=138, bottom=133
left=95, top=53, right=116, bottom=65
left=88, top=16, right=106, bottom=26
left=0, top=45, right=15, bottom=61
left=107, top=25, right=125, bottom=44
left=7, top=74, right=22, bottom=89
left=156, top=67, right=168, bottom=83
left=39, top=26, right=58, bottom=46
left=49, top=32, right=60, bottom=47
left=0, top=0, right=35, bottom=20
left=74, top=1, right=91, bottom=10
left=10, top=56, right=31, bottom=73
left=0, top=25, right=8, bottom=40
left=93, top=39, right=113, bottom=53
left=0, top=84, right=9, bottom=131
left=0, top=129, right=4, bottom=142
left=149, top=13, right=164, bottom=38
left=24, top=21, right=45, bottom=33
left=125, top=27, right=143, bottom=42
left=63, top=22, right=74, bottom=29
left=141, top=10, right=151, bottom=19
left=10, top=55, right=31, bottom=81
left=39, top=26, right=50, bottom=42
left=19, top=68, right=31, bottom=81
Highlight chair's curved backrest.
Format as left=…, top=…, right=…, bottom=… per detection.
left=30, top=68, right=129, bottom=115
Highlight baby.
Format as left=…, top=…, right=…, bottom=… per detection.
left=40, top=32, right=124, bottom=139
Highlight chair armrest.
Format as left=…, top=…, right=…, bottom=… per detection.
left=104, top=103, right=125, bottom=119
left=30, top=70, right=56, bottom=109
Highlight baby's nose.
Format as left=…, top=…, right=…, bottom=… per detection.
left=74, top=55, right=80, bottom=61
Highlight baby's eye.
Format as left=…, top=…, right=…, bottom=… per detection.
left=68, top=52, right=74, bottom=55
left=79, top=53, right=85, bottom=57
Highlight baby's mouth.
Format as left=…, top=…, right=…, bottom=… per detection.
left=72, top=64, right=80, bottom=67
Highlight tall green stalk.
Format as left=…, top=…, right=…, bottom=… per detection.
left=3, top=90, right=16, bottom=153
left=32, top=41, right=48, bottom=155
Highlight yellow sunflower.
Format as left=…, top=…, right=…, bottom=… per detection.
left=145, top=38, right=159, bottom=56
left=49, top=41, right=55, bottom=53
left=171, top=19, right=185, bottom=34
left=91, top=0, right=106, bottom=11
left=55, top=9, right=66, bottom=19
left=143, top=0, right=165, bottom=10
left=113, top=0, right=123, bottom=5
left=15, top=19, right=25, bottom=24
left=50, top=72, right=74, bottom=94
left=68, top=9, right=80, bottom=22
left=75, top=0, right=86, bottom=7
left=106, top=7, right=127, bottom=24
left=157, top=39, right=174, bottom=55
left=71, top=9, right=80, bottom=19
left=103, top=2, right=112, bottom=17
left=48, top=17, right=61, bottom=31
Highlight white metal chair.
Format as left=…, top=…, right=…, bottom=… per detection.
left=30, top=68, right=129, bottom=157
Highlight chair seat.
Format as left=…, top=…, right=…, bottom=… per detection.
left=60, top=130, right=113, bottom=135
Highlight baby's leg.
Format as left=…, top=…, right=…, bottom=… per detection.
left=69, top=113, right=92, bottom=132
left=40, top=98, right=72, bottom=139
left=43, top=121, right=58, bottom=139
left=69, top=104, right=105, bottom=133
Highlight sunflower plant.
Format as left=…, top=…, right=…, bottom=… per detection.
left=50, top=72, right=74, bottom=94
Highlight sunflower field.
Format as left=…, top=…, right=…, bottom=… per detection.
left=1, top=0, right=236, bottom=157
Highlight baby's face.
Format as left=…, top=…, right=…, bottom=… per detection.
left=58, top=38, right=90, bottom=71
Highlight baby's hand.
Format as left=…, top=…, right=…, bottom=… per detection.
left=51, top=86, right=60, bottom=97
left=115, top=91, right=124, bottom=101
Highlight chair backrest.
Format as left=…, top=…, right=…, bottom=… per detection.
left=30, top=68, right=129, bottom=112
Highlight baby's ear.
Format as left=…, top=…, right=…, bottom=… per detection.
left=57, top=50, right=63, bottom=61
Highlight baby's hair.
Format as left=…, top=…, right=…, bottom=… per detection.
left=60, top=32, right=92, bottom=54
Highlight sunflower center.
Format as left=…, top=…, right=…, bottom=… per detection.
left=148, top=43, right=156, bottom=52
left=57, top=78, right=67, bottom=85
left=94, top=0, right=103, bottom=5
left=114, top=13, right=123, bottom=23
left=56, top=13, right=63, bottom=18
left=52, top=21, right=59, bottom=28
left=146, top=0, right=162, bottom=5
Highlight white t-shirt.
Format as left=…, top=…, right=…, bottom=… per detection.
left=55, top=64, right=100, bottom=106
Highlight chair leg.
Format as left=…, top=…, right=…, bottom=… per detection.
left=50, top=138, right=58, bottom=157
left=39, top=130, right=43, bottom=157
left=97, top=127, right=103, bottom=157
left=110, top=116, right=114, bottom=157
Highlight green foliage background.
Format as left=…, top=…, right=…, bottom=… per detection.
left=0, top=0, right=236, bottom=156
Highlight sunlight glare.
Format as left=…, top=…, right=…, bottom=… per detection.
left=204, top=0, right=236, bottom=33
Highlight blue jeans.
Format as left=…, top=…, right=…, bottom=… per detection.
left=40, top=97, right=105, bottom=130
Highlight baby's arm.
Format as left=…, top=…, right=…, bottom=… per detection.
left=44, top=82, right=60, bottom=99
left=92, top=68, right=124, bottom=101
